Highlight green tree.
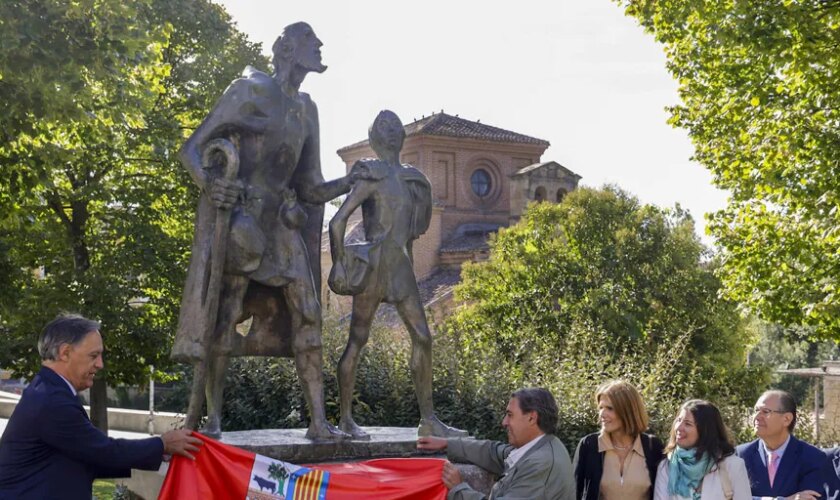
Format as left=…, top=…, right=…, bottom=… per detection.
left=267, top=462, right=289, bottom=484
left=615, top=0, right=840, bottom=341
left=0, top=0, right=265, bottom=430
left=454, top=187, right=747, bottom=368
left=747, top=320, right=839, bottom=403
left=444, top=187, right=765, bottom=442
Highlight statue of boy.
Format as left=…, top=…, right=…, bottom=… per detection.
left=328, top=110, right=467, bottom=439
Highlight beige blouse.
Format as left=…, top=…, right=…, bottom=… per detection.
left=598, top=433, right=652, bottom=500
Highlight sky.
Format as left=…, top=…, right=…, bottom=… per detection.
left=215, top=0, right=728, bottom=244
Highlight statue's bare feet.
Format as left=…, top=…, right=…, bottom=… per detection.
left=306, top=421, right=351, bottom=441
left=418, top=415, right=469, bottom=438
left=339, top=417, right=371, bottom=440
left=200, top=415, right=222, bottom=440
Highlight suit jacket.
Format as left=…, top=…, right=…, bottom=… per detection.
left=0, top=366, right=164, bottom=499
left=823, top=447, right=839, bottom=499
left=735, top=436, right=827, bottom=498
left=446, top=434, right=575, bottom=500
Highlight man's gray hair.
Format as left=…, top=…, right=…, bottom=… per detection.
left=761, top=389, right=798, bottom=432
left=512, top=387, right=559, bottom=435
left=38, top=314, right=100, bottom=361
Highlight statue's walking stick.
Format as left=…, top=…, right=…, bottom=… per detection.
left=184, top=138, right=239, bottom=431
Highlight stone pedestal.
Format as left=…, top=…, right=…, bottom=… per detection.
left=120, top=465, right=168, bottom=500
left=822, top=361, right=840, bottom=439
left=123, top=427, right=495, bottom=499
left=221, top=426, right=422, bottom=463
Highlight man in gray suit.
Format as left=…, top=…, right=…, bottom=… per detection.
left=417, top=388, right=575, bottom=500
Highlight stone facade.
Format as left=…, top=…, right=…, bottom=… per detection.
left=822, top=360, right=840, bottom=438
left=780, top=359, right=840, bottom=443
left=322, top=112, right=581, bottom=313
left=509, top=161, right=582, bottom=223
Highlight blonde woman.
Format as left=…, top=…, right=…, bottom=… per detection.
left=573, top=380, right=664, bottom=500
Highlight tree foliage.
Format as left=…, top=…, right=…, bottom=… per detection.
left=445, top=187, right=765, bottom=442
left=0, top=0, right=265, bottom=427
left=454, top=187, right=747, bottom=368
left=615, top=0, right=840, bottom=341
left=752, top=319, right=837, bottom=379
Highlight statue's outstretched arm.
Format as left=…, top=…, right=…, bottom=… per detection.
left=291, top=97, right=353, bottom=204
left=300, top=176, right=354, bottom=205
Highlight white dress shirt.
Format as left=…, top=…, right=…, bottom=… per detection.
left=505, top=433, right=545, bottom=469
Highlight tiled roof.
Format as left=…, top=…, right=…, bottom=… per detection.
left=439, top=232, right=492, bottom=254
left=338, top=112, right=550, bottom=153
left=375, top=268, right=463, bottom=327
left=320, top=211, right=365, bottom=252
left=417, top=268, right=462, bottom=305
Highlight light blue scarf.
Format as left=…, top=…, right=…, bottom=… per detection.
left=667, top=446, right=711, bottom=499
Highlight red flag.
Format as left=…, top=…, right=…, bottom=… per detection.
left=159, top=433, right=447, bottom=500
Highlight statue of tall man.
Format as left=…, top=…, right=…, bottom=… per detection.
left=173, top=22, right=351, bottom=440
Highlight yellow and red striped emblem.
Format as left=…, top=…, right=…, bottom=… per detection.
left=292, top=469, right=327, bottom=500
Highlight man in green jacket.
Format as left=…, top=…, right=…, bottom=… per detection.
left=417, top=388, right=575, bottom=500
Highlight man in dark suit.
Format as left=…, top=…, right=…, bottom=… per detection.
left=0, top=314, right=202, bottom=499
left=736, top=389, right=827, bottom=500
left=824, top=447, right=839, bottom=500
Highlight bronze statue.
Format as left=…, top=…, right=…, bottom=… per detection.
left=329, top=110, right=467, bottom=439
left=172, top=22, right=352, bottom=440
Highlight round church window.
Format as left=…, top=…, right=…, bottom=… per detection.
left=470, top=169, right=492, bottom=197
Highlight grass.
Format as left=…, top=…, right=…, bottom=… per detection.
left=93, top=479, right=116, bottom=499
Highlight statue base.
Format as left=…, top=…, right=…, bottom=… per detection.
left=221, top=426, right=428, bottom=462
left=122, top=427, right=495, bottom=499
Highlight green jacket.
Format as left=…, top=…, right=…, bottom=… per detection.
left=447, top=434, right=575, bottom=500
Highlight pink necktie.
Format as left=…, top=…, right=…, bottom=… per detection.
left=768, top=451, right=779, bottom=487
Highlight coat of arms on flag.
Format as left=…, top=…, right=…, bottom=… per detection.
left=248, top=455, right=328, bottom=500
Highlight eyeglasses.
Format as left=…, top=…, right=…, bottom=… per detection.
left=752, top=407, right=787, bottom=417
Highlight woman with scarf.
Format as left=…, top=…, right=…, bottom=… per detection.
left=654, top=400, right=751, bottom=500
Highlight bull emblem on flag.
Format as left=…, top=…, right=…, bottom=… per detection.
left=249, top=455, right=327, bottom=500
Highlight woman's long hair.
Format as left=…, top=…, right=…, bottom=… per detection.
left=595, top=380, right=650, bottom=439
left=665, top=399, right=735, bottom=465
